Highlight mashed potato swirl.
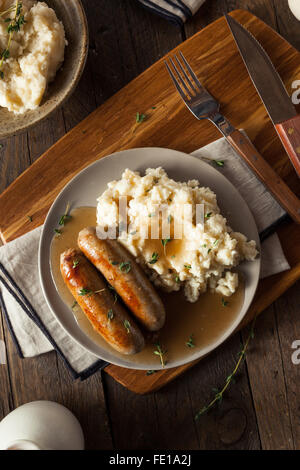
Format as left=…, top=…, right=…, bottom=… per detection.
left=97, top=168, right=258, bottom=302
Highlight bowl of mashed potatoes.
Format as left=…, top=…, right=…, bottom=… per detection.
left=0, top=0, right=88, bottom=137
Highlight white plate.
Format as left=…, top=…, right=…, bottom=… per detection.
left=39, top=147, right=260, bottom=370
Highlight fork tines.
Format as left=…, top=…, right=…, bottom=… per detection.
left=164, top=51, right=206, bottom=101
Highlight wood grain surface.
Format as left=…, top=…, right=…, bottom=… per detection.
left=0, top=0, right=300, bottom=450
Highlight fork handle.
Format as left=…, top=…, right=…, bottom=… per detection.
left=226, top=129, right=300, bottom=224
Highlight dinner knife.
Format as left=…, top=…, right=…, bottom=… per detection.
left=226, top=13, right=300, bottom=178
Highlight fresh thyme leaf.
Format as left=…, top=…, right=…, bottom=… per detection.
left=213, top=240, right=219, bottom=246
left=186, top=334, right=195, bottom=348
left=152, top=106, right=156, bottom=110
left=149, top=252, right=159, bottom=265
left=175, top=275, right=180, bottom=283
left=146, top=370, right=157, bottom=375
left=136, top=112, right=146, bottom=123
left=0, top=1, right=26, bottom=78
left=73, top=259, right=79, bottom=268
left=27, top=215, right=32, bottom=222
left=205, top=212, right=212, bottom=219
left=59, top=214, right=71, bottom=226
left=108, top=285, right=118, bottom=303
left=107, top=309, right=114, bottom=321
left=54, top=228, right=62, bottom=235
left=71, top=300, right=78, bottom=309
left=162, top=238, right=171, bottom=251
left=153, top=342, right=167, bottom=368
left=207, top=248, right=211, bottom=254
left=222, top=298, right=229, bottom=307
left=79, top=288, right=92, bottom=296
left=124, top=319, right=131, bottom=333
left=119, top=261, right=131, bottom=273
left=212, top=160, right=225, bottom=167
left=184, top=264, right=191, bottom=270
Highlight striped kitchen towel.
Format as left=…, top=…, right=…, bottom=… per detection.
left=137, top=0, right=206, bottom=25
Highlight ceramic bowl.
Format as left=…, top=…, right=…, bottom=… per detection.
left=0, top=0, right=89, bottom=139
left=0, top=401, right=84, bottom=450
left=39, top=147, right=261, bottom=370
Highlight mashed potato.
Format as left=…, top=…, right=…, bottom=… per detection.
left=97, top=168, right=258, bottom=303
left=0, top=0, right=66, bottom=114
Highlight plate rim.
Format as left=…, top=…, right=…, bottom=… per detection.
left=39, top=146, right=261, bottom=370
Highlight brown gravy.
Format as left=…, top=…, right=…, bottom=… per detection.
left=51, top=207, right=245, bottom=367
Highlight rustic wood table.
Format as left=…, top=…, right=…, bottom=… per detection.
left=0, top=0, right=300, bottom=451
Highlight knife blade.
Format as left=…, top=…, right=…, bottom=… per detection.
left=225, top=13, right=300, bottom=178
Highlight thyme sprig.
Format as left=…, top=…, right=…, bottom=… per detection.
left=0, top=2, right=26, bottom=79
left=195, top=316, right=257, bottom=420
left=59, top=202, right=71, bottom=226
left=154, top=342, right=167, bottom=368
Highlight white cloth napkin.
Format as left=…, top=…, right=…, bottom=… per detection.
left=0, top=136, right=290, bottom=379
left=137, top=0, right=206, bottom=25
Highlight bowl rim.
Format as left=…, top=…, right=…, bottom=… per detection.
left=0, top=0, right=89, bottom=139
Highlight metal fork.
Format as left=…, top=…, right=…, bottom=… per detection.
left=164, top=52, right=300, bottom=224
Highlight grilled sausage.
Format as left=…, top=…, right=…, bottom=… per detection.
left=60, top=248, right=145, bottom=355
left=77, top=227, right=166, bottom=331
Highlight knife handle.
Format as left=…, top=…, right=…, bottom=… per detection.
left=275, top=115, right=300, bottom=178
left=226, top=129, right=300, bottom=224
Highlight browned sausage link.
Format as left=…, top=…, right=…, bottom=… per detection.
left=60, top=248, right=145, bottom=355
left=77, top=227, right=166, bottom=331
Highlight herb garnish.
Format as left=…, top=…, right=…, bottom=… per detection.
left=124, top=319, right=131, bottom=333
left=79, top=288, right=92, bottom=296
left=73, top=259, right=79, bottom=268
left=71, top=300, right=78, bottom=309
left=136, top=112, right=146, bottom=123
left=107, top=309, right=114, bottom=322
left=110, top=260, right=119, bottom=265
left=162, top=238, right=171, bottom=254
left=222, top=298, right=229, bottom=307
left=27, top=215, right=32, bottom=222
left=205, top=212, right=212, bottom=219
left=154, top=342, right=167, bottom=368
left=212, top=160, right=225, bottom=167
left=108, top=285, right=118, bottom=303
left=186, top=335, right=195, bottom=348
left=184, top=264, right=191, bottom=270
left=54, top=228, right=62, bottom=236
left=0, top=2, right=26, bottom=79
left=146, top=370, right=157, bottom=376
left=149, top=252, right=159, bottom=264
left=59, top=202, right=71, bottom=226
left=195, top=316, right=257, bottom=419
left=175, top=275, right=180, bottom=283
left=119, top=261, right=131, bottom=273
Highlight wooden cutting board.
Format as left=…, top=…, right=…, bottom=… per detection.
left=1, top=10, right=300, bottom=394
